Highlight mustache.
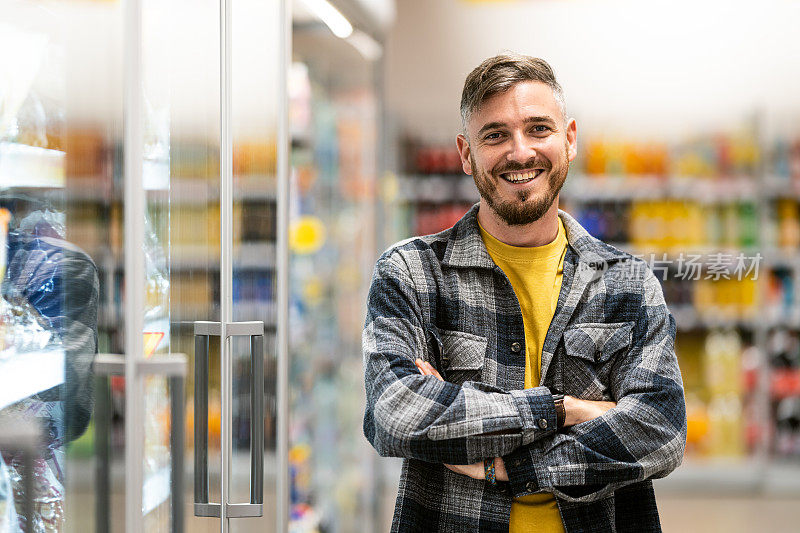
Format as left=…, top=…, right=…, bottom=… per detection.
left=492, top=157, right=551, bottom=175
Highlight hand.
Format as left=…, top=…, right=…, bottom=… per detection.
left=443, top=462, right=484, bottom=480
left=444, top=458, right=508, bottom=482
left=415, top=358, right=443, bottom=380
left=416, top=360, right=486, bottom=478
left=563, top=395, right=616, bottom=427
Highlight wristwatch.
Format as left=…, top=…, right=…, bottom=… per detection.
left=552, top=394, right=566, bottom=429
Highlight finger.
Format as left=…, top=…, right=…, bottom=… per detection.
left=444, top=464, right=459, bottom=473
left=425, top=362, right=444, bottom=381
left=415, top=359, right=430, bottom=375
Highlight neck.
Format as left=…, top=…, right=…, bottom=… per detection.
left=477, top=198, right=561, bottom=247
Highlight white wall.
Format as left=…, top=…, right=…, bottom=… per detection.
left=385, top=0, right=800, bottom=142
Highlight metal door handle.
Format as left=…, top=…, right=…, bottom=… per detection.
left=193, top=323, right=218, bottom=517
left=250, top=332, right=264, bottom=507
left=192, top=321, right=264, bottom=518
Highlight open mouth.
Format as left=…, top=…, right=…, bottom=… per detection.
left=499, top=169, right=545, bottom=184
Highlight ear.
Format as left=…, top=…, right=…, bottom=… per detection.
left=456, top=134, right=473, bottom=175
left=566, top=118, right=578, bottom=162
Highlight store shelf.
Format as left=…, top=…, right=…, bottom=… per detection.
left=393, top=173, right=784, bottom=205
left=232, top=301, right=277, bottom=324
left=605, top=242, right=764, bottom=261
left=0, top=348, right=65, bottom=410
left=150, top=176, right=277, bottom=204
left=0, top=142, right=65, bottom=188
left=654, top=460, right=762, bottom=494
left=762, top=177, right=800, bottom=200
left=561, top=174, right=759, bottom=203
left=46, top=175, right=276, bottom=204
left=66, top=450, right=279, bottom=494
left=671, top=305, right=800, bottom=331
left=671, top=305, right=759, bottom=331
left=172, top=241, right=276, bottom=269
left=395, top=174, right=478, bottom=204
left=88, top=242, right=276, bottom=270
left=170, top=316, right=277, bottom=329
left=654, top=460, right=800, bottom=496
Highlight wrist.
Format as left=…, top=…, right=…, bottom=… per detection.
left=494, top=457, right=508, bottom=482
left=562, top=395, right=582, bottom=427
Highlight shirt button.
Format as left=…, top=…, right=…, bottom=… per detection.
left=538, top=418, right=548, bottom=429
left=511, top=342, right=522, bottom=353
left=526, top=482, right=536, bottom=492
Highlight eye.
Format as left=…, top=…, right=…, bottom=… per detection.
left=484, top=132, right=502, bottom=141
left=531, top=125, right=550, bottom=133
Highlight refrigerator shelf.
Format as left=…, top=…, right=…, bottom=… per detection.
left=0, top=348, right=65, bottom=410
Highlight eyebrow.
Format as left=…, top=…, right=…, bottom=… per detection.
left=477, top=116, right=558, bottom=137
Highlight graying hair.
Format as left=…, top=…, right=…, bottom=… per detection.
left=460, top=53, right=566, bottom=135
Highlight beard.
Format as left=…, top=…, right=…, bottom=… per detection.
left=470, top=146, right=569, bottom=226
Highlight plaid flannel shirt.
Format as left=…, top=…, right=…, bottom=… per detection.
left=363, top=205, right=686, bottom=533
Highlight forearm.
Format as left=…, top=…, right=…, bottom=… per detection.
left=363, top=255, right=561, bottom=464
left=488, top=396, right=615, bottom=483
left=502, top=379, right=686, bottom=502
left=365, top=350, right=559, bottom=463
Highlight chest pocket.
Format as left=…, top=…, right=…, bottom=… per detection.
left=561, top=321, right=634, bottom=399
left=439, top=329, right=487, bottom=385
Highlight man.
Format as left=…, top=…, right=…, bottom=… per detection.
left=0, top=203, right=99, bottom=530
left=363, top=54, right=686, bottom=532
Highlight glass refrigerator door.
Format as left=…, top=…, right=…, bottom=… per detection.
left=227, top=1, right=284, bottom=532
left=175, top=0, right=287, bottom=532
left=0, top=1, right=120, bottom=531
left=1, top=0, right=288, bottom=531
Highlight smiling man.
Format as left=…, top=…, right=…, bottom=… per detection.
left=363, top=54, right=686, bottom=532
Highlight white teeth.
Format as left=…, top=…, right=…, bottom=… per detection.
left=503, top=170, right=541, bottom=182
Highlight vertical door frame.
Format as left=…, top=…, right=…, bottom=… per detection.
left=123, top=0, right=145, bottom=530
left=219, top=0, right=234, bottom=530
left=276, top=0, right=292, bottom=530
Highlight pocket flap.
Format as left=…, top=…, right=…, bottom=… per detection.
left=563, top=321, right=634, bottom=363
left=440, top=329, right=488, bottom=370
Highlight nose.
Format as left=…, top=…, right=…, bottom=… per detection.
left=507, top=130, right=536, bottom=164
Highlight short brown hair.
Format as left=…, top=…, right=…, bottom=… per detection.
left=460, top=53, right=566, bottom=134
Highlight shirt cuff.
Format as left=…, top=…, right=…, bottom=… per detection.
left=503, top=441, right=553, bottom=497
left=510, top=387, right=558, bottom=445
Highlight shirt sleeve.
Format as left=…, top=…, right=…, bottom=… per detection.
left=502, top=267, right=687, bottom=502
left=362, top=252, right=559, bottom=465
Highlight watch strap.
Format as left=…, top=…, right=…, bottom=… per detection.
left=552, top=394, right=566, bottom=429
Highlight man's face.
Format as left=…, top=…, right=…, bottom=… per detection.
left=456, top=81, right=577, bottom=226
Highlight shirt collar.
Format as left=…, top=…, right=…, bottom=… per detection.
left=441, top=203, right=629, bottom=270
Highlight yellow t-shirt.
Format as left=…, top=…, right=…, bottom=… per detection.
left=479, top=216, right=568, bottom=533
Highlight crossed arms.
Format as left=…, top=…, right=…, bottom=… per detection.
left=362, top=254, right=687, bottom=503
